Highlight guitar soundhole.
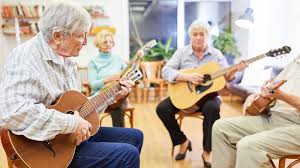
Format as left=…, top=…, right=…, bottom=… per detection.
left=203, top=74, right=211, bottom=83
left=66, top=111, right=74, bottom=114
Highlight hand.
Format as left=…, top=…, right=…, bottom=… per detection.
left=136, top=49, right=144, bottom=58
left=260, top=79, right=281, bottom=99
left=104, top=75, right=121, bottom=84
left=243, top=94, right=259, bottom=115
left=183, top=73, right=204, bottom=85
left=114, top=80, right=134, bottom=101
left=69, top=111, right=92, bottom=146
left=236, top=60, right=248, bottom=71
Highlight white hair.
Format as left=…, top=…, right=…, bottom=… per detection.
left=39, top=1, right=92, bottom=42
left=188, top=19, right=211, bottom=37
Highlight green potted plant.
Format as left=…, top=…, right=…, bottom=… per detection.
left=213, top=29, right=240, bottom=65
left=142, top=37, right=176, bottom=61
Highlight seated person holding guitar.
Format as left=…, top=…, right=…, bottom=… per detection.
left=156, top=19, right=247, bottom=167
left=0, top=2, right=143, bottom=168
left=88, top=30, right=143, bottom=127
left=212, top=55, right=300, bottom=168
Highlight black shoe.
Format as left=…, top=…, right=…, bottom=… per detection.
left=201, top=154, right=211, bottom=168
left=175, top=140, right=192, bottom=160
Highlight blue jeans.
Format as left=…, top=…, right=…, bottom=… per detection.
left=69, top=127, right=144, bottom=168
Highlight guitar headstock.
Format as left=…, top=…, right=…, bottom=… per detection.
left=143, top=40, right=157, bottom=51
left=126, top=67, right=143, bottom=82
left=266, top=46, right=291, bottom=57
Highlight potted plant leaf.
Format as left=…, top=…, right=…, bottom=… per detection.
left=142, top=37, right=176, bottom=61
left=213, top=29, right=240, bottom=65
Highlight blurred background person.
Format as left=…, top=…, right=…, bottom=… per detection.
left=88, top=30, right=127, bottom=127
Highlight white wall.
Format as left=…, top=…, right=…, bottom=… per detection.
left=236, top=0, right=299, bottom=87
left=0, top=0, right=129, bottom=74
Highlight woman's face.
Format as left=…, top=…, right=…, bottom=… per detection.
left=99, top=35, right=114, bottom=53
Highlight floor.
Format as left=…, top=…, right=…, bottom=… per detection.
left=0, top=97, right=299, bottom=168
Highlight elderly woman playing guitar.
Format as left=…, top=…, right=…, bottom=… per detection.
left=156, top=19, right=247, bottom=167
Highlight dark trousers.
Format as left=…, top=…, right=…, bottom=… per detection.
left=108, top=100, right=127, bottom=127
left=156, top=95, right=221, bottom=152
left=69, top=127, right=143, bottom=168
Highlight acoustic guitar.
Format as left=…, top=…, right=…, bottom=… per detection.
left=168, top=46, right=291, bottom=109
left=102, top=39, right=157, bottom=109
left=1, top=67, right=143, bottom=168
left=121, top=39, right=157, bottom=76
left=244, top=80, right=287, bottom=116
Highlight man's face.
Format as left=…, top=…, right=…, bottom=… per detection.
left=99, top=35, right=114, bottom=53
left=59, top=32, right=88, bottom=57
left=190, top=27, right=207, bottom=50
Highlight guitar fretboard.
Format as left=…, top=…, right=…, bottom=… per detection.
left=210, top=54, right=266, bottom=79
left=79, top=82, right=121, bottom=118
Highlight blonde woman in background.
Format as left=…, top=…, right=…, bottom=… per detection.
left=88, top=30, right=127, bottom=127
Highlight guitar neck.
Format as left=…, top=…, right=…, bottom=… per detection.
left=211, top=53, right=266, bottom=79
left=80, top=82, right=121, bottom=118
left=120, top=46, right=146, bottom=76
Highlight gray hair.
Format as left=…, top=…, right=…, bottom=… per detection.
left=188, top=19, right=211, bottom=37
left=39, top=1, right=92, bottom=42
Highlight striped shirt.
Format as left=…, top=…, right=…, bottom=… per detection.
left=0, top=33, right=86, bottom=141
left=162, top=45, right=228, bottom=82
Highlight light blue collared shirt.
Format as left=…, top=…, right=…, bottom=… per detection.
left=162, top=45, right=228, bottom=82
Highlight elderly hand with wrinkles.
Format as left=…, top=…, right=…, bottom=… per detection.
left=114, top=80, right=134, bottom=101
left=70, top=111, right=92, bottom=145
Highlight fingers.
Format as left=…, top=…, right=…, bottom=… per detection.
left=137, top=50, right=144, bottom=57
left=74, top=111, right=79, bottom=116
left=237, top=60, right=248, bottom=71
left=75, top=126, right=91, bottom=146
left=119, top=80, right=134, bottom=87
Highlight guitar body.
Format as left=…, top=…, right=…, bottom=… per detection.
left=4, top=90, right=99, bottom=168
left=168, top=62, right=226, bottom=109
left=168, top=46, right=291, bottom=109
left=245, top=96, right=274, bottom=115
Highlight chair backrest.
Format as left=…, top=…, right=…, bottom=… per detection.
left=77, top=66, right=89, bottom=85
left=140, top=61, right=165, bottom=81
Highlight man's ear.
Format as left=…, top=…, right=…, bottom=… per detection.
left=52, top=32, right=63, bottom=45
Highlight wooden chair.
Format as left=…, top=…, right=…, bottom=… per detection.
left=79, top=74, right=136, bottom=128
left=99, top=103, right=135, bottom=128
left=140, top=61, right=166, bottom=102
left=0, top=129, right=27, bottom=168
left=269, top=154, right=300, bottom=168
left=171, top=110, right=204, bottom=156
left=77, top=66, right=91, bottom=96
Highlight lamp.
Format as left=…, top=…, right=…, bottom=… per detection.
left=235, top=8, right=254, bottom=29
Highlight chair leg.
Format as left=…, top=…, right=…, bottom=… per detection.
left=171, top=146, right=174, bottom=156
left=130, top=110, right=134, bottom=128
left=134, top=85, right=140, bottom=103
left=99, top=113, right=111, bottom=127
left=179, top=118, right=183, bottom=129
left=143, top=88, right=148, bottom=103
left=279, top=157, right=286, bottom=168
left=159, top=83, right=164, bottom=101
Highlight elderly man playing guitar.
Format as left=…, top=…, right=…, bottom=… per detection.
left=156, top=19, right=247, bottom=167
left=212, top=55, right=300, bottom=168
left=0, top=2, right=143, bottom=168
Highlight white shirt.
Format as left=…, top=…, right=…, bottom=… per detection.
left=0, top=33, right=81, bottom=141
left=272, top=55, right=300, bottom=116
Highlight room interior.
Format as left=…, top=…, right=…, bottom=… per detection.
left=0, top=0, right=300, bottom=168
